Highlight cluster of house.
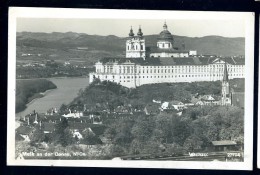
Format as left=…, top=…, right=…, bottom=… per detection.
left=16, top=111, right=105, bottom=144
left=144, top=94, right=228, bottom=116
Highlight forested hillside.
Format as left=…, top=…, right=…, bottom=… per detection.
left=16, top=79, right=57, bottom=112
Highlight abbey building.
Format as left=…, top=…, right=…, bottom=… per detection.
left=89, top=22, right=245, bottom=88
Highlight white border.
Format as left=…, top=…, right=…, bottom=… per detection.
left=257, top=14, right=260, bottom=168
left=7, top=7, right=254, bottom=170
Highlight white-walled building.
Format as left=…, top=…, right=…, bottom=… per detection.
left=89, top=23, right=245, bottom=88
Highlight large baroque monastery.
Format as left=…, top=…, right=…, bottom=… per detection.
left=89, top=22, right=245, bottom=88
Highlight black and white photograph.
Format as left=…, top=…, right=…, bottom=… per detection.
left=7, top=7, right=254, bottom=169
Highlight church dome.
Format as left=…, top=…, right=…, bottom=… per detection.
left=158, top=22, right=173, bottom=41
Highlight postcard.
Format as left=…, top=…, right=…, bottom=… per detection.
left=7, top=7, right=254, bottom=170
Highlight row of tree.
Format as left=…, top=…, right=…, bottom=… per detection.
left=103, top=105, right=244, bottom=156
left=68, top=78, right=244, bottom=113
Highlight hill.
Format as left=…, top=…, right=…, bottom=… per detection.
left=16, top=79, right=57, bottom=113
left=16, top=32, right=245, bottom=65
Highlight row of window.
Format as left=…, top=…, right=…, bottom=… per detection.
left=99, top=73, right=244, bottom=79
left=127, top=44, right=144, bottom=51
left=99, top=64, right=244, bottom=71
left=157, top=43, right=171, bottom=48
left=98, top=68, right=244, bottom=74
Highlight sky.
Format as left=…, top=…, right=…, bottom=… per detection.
left=17, top=18, right=245, bottom=38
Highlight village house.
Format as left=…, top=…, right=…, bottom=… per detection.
left=16, top=126, right=35, bottom=142
left=114, top=105, right=133, bottom=114
left=62, top=109, right=83, bottom=118
left=169, top=100, right=185, bottom=111
left=195, top=95, right=221, bottom=106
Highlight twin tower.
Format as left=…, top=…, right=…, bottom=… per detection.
left=125, top=22, right=175, bottom=58
left=126, top=26, right=146, bottom=58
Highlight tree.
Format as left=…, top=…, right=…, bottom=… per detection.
left=183, top=135, right=203, bottom=151
left=131, top=116, right=154, bottom=143
left=104, top=126, right=117, bottom=141
left=30, top=127, right=45, bottom=145
left=82, top=128, right=96, bottom=145
left=60, top=103, right=67, bottom=113
left=114, top=119, right=134, bottom=145
left=171, top=116, right=191, bottom=146
left=51, top=118, right=75, bottom=147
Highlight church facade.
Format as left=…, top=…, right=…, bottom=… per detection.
left=89, top=22, right=245, bottom=88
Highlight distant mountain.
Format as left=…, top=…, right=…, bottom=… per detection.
left=16, top=32, right=245, bottom=64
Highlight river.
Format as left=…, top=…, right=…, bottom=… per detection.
left=16, top=77, right=89, bottom=118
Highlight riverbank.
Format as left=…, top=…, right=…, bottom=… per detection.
left=16, top=79, right=57, bottom=113
left=23, top=89, right=54, bottom=110
left=16, top=77, right=89, bottom=118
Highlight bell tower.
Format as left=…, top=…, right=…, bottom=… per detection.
left=126, top=26, right=146, bottom=58
left=221, top=61, right=231, bottom=105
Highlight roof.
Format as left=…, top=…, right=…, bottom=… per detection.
left=44, top=114, right=63, bottom=121
left=223, top=62, right=229, bottom=81
left=158, top=22, right=173, bottom=41
left=68, top=122, right=91, bottom=131
left=89, top=125, right=106, bottom=136
left=16, top=126, right=34, bottom=135
left=68, top=122, right=106, bottom=135
left=99, top=57, right=245, bottom=66
left=16, top=133, right=25, bottom=141
left=42, top=122, right=55, bottom=132
left=212, top=140, right=237, bottom=146
left=128, top=27, right=134, bottom=37
left=191, top=97, right=201, bottom=104
left=170, top=100, right=183, bottom=105
left=158, top=30, right=173, bottom=41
